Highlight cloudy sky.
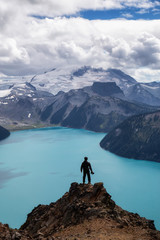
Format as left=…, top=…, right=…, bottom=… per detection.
left=0, top=0, right=160, bottom=81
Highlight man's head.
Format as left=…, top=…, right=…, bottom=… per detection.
left=84, top=157, right=88, bottom=161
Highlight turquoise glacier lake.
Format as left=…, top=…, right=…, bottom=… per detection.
left=0, top=127, right=160, bottom=230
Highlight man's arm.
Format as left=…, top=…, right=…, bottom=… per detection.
left=80, top=163, right=83, bottom=172
left=89, top=162, right=94, bottom=174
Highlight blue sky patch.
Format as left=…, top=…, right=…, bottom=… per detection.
left=31, top=6, right=160, bottom=21
left=79, top=7, right=160, bottom=20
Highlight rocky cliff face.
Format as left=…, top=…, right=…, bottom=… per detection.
left=0, top=126, right=10, bottom=141
left=100, top=111, right=160, bottom=162
left=91, top=82, right=124, bottom=98
left=1, top=182, right=159, bottom=240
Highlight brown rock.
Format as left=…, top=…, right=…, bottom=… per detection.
left=0, top=183, right=160, bottom=240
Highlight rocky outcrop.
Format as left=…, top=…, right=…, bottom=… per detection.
left=19, top=182, right=159, bottom=239
left=0, top=126, right=10, bottom=141
left=20, top=182, right=115, bottom=235
left=91, top=82, right=124, bottom=98
left=0, top=223, right=31, bottom=240
left=100, top=111, right=160, bottom=162
left=0, top=182, right=160, bottom=239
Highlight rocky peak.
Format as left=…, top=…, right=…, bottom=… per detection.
left=20, top=183, right=115, bottom=235
left=72, top=66, right=92, bottom=77
left=20, top=182, right=160, bottom=239
left=0, top=183, right=160, bottom=239
left=91, top=82, right=124, bottom=97
left=72, top=66, right=105, bottom=77
left=107, top=68, right=136, bottom=84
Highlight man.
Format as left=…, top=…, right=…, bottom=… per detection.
left=80, top=157, right=94, bottom=184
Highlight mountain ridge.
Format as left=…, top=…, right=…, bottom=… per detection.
left=40, top=81, right=157, bottom=132
left=1, top=66, right=160, bottom=104
left=0, top=66, right=160, bottom=132
left=100, top=110, right=160, bottom=162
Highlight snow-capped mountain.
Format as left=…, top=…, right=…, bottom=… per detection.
left=0, top=66, right=137, bottom=97
left=1, top=66, right=160, bottom=106
left=0, top=81, right=54, bottom=129
left=29, top=66, right=137, bottom=96
left=0, top=66, right=160, bottom=131
left=29, top=66, right=160, bottom=107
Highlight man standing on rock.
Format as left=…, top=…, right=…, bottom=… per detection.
left=81, top=157, right=94, bottom=184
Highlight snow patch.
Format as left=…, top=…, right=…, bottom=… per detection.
left=0, top=89, right=11, bottom=98
left=6, top=95, right=15, bottom=100
left=141, top=84, right=159, bottom=90
left=0, top=102, right=8, bottom=105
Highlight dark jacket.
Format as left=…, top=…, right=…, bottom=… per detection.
left=81, top=161, right=92, bottom=173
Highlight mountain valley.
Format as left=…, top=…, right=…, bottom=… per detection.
left=1, top=66, right=160, bottom=161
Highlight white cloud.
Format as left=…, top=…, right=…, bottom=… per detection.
left=136, top=9, right=149, bottom=14
left=130, top=33, right=160, bottom=68
left=121, top=13, right=133, bottom=18
left=123, top=0, right=158, bottom=9
left=0, top=37, right=29, bottom=64
left=134, top=68, right=160, bottom=82
left=0, top=0, right=160, bottom=81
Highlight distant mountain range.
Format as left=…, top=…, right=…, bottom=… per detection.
left=100, top=110, right=160, bottom=162
left=40, top=81, right=156, bottom=132
left=0, top=66, right=159, bottom=131
left=1, top=66, right=160, bottom=103
left=27, top=67, right=160, bottom=106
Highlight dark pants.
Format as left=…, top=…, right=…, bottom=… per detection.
left=83, top=170, right=91, bottom=183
